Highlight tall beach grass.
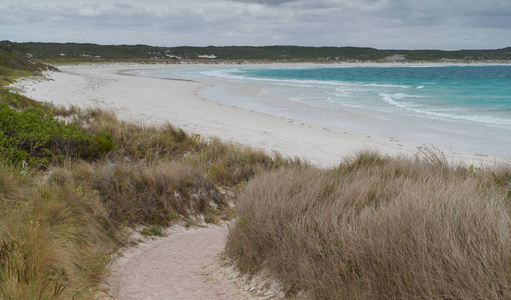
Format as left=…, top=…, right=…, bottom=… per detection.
left=226, top=150, right=511, bottom=299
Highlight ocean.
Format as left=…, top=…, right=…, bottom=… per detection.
left=130, top=65, right=511, bottom=158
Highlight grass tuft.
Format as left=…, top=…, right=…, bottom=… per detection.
left=0, top=165, right=121, bottom=299
left=226, top=153, right=511, bottom=299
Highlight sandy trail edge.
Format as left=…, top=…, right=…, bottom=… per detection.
left=103, top=225, right=276, bottom=300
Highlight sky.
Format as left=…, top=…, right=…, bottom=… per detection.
left=2, top=0, right=511, bottom=50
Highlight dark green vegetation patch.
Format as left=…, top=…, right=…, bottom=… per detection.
left=0, top=102, right=91, bottom=167
left=2, top=40, right=511, bottom=62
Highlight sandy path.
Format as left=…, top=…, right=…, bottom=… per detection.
left=106, top=225, right=271, bottom=300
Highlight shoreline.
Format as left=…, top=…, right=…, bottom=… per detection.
left=10, top=63, right=504, bottom=168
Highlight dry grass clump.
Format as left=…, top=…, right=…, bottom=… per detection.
left=0, top=165, right=120, bottom=299
left=186, top=137, right=297, bottom=186
left=226, top=150, right=511, bottom=299
left=52, top=160, right=227, bottom=226
left=49, top=107, right=194, bottom=160
left=56, top=106, right=299, bottom=186
left=80, top=108, right=196, bottom=160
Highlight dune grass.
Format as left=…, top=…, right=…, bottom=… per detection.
left=0, top=165, right=121, bottom=299
left=0, top=93, right=296, bottom=298
left=226, top=150, right=511, bottom=299
left=4, top=66, right=511, bottom=299
left=55, top=106, right=298, bottom=187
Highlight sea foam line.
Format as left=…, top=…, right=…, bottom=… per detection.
left=380, top=93, right=511, bottom=128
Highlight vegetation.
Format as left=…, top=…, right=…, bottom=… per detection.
left=2, top=40, right=511, bottom=63
left=0, top=165, right=121, bottom=299
left=0, top=52, right=57, bottom=86
left=0, top=99, right=294, bottom=298
left=3, top=52, right=511, bottom=299
left=0, top=55, right=296, bottom=298
left=0, top=102, right=92, bottom=167
left=226, top=150, right=511, bottom=299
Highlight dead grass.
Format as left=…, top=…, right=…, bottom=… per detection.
left=55, top=106, right=300, bottom=186
left=226, top=150, right=511, bottom=299
left=0, top=165, right=122, bottom=299
left=52, top=160, right=225, bottom=226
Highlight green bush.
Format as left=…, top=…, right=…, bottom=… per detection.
left=90, top=131, right=116, bottom=156
left=0, top=102, right=91, bottom=167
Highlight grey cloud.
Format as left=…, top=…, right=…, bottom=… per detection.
left=231, top=0, right=299, bottom=5
left=2, top=0, right=511, bottom=49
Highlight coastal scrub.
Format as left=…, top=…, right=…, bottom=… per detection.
left=0, top=102, right=91, bottom=167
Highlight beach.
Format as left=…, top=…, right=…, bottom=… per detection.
left=13, top=63, right=500, bottom=168
left=9, top=63, right=511, bottom=299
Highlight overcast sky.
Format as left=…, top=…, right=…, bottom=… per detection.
left=2, top=0, right=511, bottom=50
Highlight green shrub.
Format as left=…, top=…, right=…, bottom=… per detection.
left=0, top=102, right=91, bottom=167
left=90, top=131, right=116, bottom=156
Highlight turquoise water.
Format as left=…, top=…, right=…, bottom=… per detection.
left=241, top=66, right=511, bottom=129
left=131, top=65, right=511, bottom=157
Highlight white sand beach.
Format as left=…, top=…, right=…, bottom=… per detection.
left=13, top=63, right=498, bottom=168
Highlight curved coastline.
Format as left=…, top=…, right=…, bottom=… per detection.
left=11, top=63, right=503, bottom=167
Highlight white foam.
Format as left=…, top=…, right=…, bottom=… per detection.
left=409, top=108, right=511, bottom=127
left=364, top=83, right=410, bottom=88
left=380, top=93, right=413, bottom=109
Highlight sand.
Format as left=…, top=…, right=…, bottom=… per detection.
left=12, top=63, right=497, bottom=168
left=10, top=63, right=501, bottom=299
left=104, top=224, right=279, bottom=300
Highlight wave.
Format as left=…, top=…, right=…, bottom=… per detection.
left=380, top=93, right=511, bottom=127
left=379, top=93, right=423, bottom=109
left=364, top=83, right=410, bottom=88
left=414, top=109, right=511, bottom=127
left=180, top=68, right=414, bottom=90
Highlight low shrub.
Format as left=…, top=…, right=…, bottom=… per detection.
left=0, top=102, right=91, bottom=167
left=90, top=131, right=116, bottom=156
left=0, top=88, right=48, bottom=110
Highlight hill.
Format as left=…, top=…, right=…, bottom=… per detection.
left=1, top=40, right=511, bottom=62
left=0, top=52, right=57, bottom=85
